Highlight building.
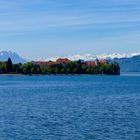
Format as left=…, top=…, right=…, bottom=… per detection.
left=99, top=59, right=108, bottom=64
left=85, top=61, right=96, bottom=66
left=85, top=59, right=108, bottom=67
left=32, top=58, right=70, bottom=66
left=56, top=58, right=70, bottom=64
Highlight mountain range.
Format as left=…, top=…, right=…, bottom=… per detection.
left=0, top=51, right=26, bottom=64
left=113, top=55, right=140, bottom=72
left=0, top=51, right=140, bottom=72
left=40, top=52, right=140, bottom=72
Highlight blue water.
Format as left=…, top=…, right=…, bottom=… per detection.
left=0, top=75, right=140, bottom=140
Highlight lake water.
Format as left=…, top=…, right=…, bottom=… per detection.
left=0, top=75, right=140, bottom=140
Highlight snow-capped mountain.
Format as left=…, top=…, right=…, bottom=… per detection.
left=0, top=51, right=26, bottom=63
left=39, top=52, right=140, bottom=62
left=39, top=52, right=140, bottom=72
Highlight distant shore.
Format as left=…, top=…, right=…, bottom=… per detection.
left=0, top=58, right=120, bottom=76
left=0, top=73, right=120, bottom=76
left=0, top=73, right=24, bottom=76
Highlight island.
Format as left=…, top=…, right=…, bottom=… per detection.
left=0, top=58, right=120, bottom=75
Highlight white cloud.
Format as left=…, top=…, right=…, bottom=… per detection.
left=0, top=0, right=139, bottom=33
left=0, top=9, right=139, bottom=33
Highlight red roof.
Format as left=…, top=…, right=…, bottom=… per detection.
left=56, top=58, right=70, bottom=64
left=85, top=61, right=96, bottom=66
left=32, top=58, right=70, bottom=66
left=99, top=60, right=108, bottom=64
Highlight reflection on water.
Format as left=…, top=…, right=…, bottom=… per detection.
left=121, top=72, right=140, bottom=76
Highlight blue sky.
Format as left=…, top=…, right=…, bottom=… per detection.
left=0, top=0, right=140, bottom=59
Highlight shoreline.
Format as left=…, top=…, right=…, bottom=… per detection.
left=0, top=73, right=120, bottom=76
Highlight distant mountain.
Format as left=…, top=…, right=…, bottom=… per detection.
left=113, top=55, right=140, bottom=72
left=0, top=51, right=26, bottom=63
left=68, top=53, right=140, bottom=72
left=40, top=52, right=140, bottom=61
left=40, top=52, right=140, bottom=72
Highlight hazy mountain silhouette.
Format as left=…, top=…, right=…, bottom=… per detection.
left=0, top=51, right=26, bottom=63
left=113, top=55, right=140, bottom=72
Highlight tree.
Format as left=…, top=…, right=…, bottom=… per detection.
left=22, top=62, right=34, bottom=74
left=39, top=65, right=47, bottom=74
left=0, top=63, right=7, bottom=73
left=13, top=64, right=22, bottom=73
left=6, top=58, right=13, bottom=72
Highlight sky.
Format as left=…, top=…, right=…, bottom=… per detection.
left=0, top=0, right=140, bottom=60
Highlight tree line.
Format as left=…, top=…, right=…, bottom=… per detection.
left=0, top=58, right=120, bottom=75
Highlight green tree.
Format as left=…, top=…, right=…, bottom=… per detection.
left=13, top=64, right=22, bottom=73
left=40, top=65, right=47, bottom=74
left=0, top=63, right=7, bottom=73
left=22, top=62, right=34, bottom=74
left=6, top=58, right=13, bottom=72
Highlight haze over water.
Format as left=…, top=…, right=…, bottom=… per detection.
left=0, top=75, right=140, bottom=140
